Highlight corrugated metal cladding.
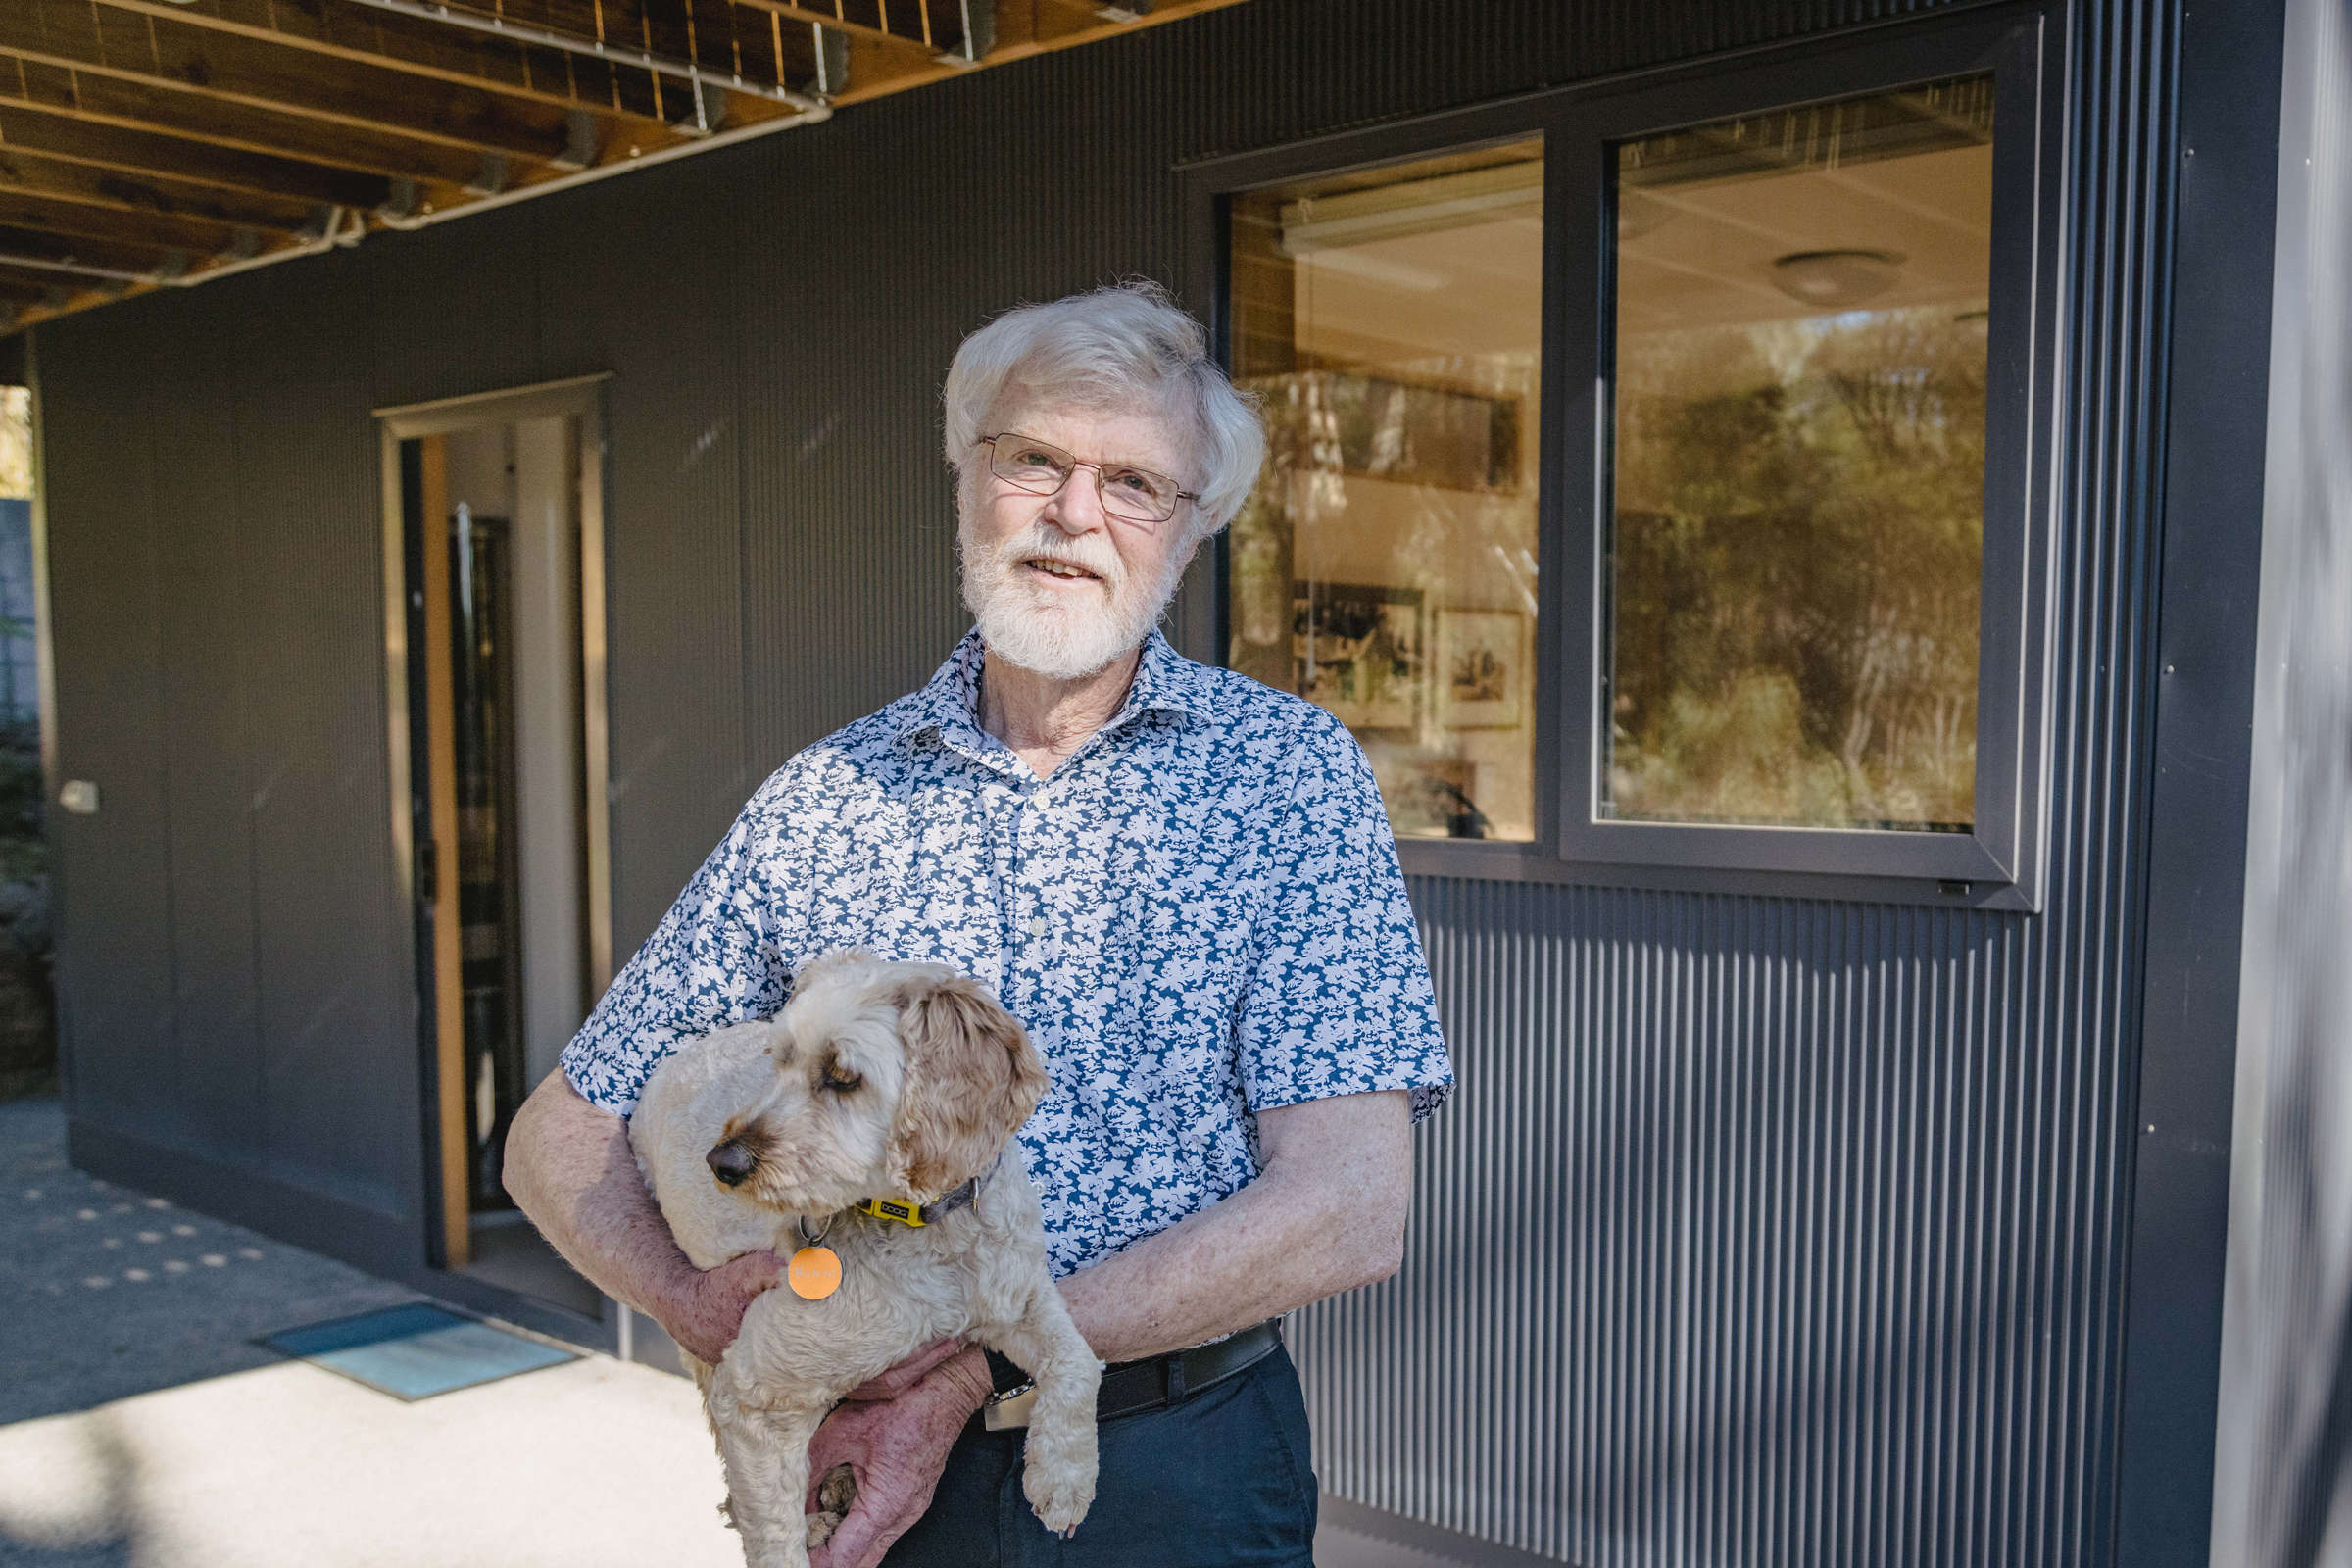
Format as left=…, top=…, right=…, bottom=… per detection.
left=29, top=0, right=2189, bottom=1563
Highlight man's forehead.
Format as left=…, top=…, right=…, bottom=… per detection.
left=990, top=397, right=1192, bottom=470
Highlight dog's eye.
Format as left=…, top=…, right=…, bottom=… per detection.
left=823, top=1064, right=862, bottom=1092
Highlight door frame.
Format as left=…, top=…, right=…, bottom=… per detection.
left=375, top=373, right=614, bottom=1278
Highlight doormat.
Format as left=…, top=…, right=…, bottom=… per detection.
left=260, top=1302, right=577, bottom=1400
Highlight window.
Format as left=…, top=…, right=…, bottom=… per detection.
left=1225, top=140, right=1545, bottom=842
left=1604, top=79, right=1991, bottom=836
left=1196, top=9, right=2059, bottom=906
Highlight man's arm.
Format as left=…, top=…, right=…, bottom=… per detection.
left=1058, top=1087, right=1409, bottom=1361
left=503, top=1070, right=784, bottom=1366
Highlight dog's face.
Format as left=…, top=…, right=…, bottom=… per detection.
left=701, top=953, right=1050, bottom=1213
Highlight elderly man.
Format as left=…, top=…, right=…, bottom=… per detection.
left=504, top=280, right=1452, bottom=1567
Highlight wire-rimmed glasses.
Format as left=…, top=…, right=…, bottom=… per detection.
left=980, top=433, right=1198, bottom=529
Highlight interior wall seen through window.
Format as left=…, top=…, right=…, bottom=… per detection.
left=1227, top=138, right=1544, bottom=842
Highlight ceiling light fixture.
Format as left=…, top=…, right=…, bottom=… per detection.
left=1768, top=249, right=1905, bottom=309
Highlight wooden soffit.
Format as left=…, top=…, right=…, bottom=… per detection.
left=0, top=0, right=1251, bottom=331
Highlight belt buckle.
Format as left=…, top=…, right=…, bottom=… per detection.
left=982, top=1384, right=1036, bottom=1432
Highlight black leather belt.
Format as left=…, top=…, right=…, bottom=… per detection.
left=979, top=1318, right=1282, bottom=1431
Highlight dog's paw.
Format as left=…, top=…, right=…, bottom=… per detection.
left=1021, top=1450, right=1097, bottom=1537
left=815, top=1462, right=858, bottom=1516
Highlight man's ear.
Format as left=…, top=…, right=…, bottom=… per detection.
left=885, top=969, right=1049, bottom=1203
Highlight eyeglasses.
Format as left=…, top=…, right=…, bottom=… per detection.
left=980, top=433, right=1198, bottom=528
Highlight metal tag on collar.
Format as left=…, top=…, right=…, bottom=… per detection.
left=858, top=1197, right=925, bottom=1227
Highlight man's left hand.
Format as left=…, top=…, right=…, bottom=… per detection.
left=807, top=1344, right=994, bottom=1568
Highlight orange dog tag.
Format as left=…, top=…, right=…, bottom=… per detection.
left=787, top=1245, right=842, bottom=1300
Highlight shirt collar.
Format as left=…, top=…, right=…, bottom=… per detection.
left=892, top=626, right=1222, bottom=752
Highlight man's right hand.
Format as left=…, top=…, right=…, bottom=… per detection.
left=661, top=1249, right=787, bottom=1365
left=500, top=1075, right=785, bottom=1366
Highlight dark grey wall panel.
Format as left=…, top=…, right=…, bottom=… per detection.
left=363, top=202, right=546, bottom=415
left=536, top=154, right=751, bottom=952
left=30, top=0, right=2220, bottom=1562
left=149, top=286, right=265, bottom=1159
left=225, top=259, right=412, bottom=1216
left=43, top=307, right=173, bottom=1140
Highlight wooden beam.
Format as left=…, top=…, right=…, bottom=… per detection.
left=821, top=0, right=1250, bottom=102
left=1027, top=0, right=1133, bottom=37
left=0, top=0, right=579, bottom=167
left=0, top=143, right=324, bottom=237
left=0, top=105, right=392, bottom=212
left=86, top=0, right=692, bottom=134
left=11, top=0, right=1265, bottom=330
left=0, top=189, right=250, bottom=258
left=723, top=0, right=938, bottom=60
left=0, top=221, right=180, bottom=279
left=0, top=55, right=486, bottom=190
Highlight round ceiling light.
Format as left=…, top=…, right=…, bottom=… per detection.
left=1768, top=249, right=1905, bottom=309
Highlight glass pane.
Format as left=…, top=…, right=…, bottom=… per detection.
left=1228, top=139, right=1544, bottom=841
left=1607, top=76, right=1992, bottom=833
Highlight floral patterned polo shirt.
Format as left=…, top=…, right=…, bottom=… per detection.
left=561, top=626, right=1454, bottom=1278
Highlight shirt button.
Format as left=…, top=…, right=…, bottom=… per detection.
left=1024, top=916, right=1049, bottom=939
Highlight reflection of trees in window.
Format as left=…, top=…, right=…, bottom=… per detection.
left=1608, top=304, right=1984, bottom=831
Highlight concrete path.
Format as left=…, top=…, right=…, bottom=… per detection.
left=2, top=1097, right=1459, bottom=1568
left=0, top=1098, right=741, bottom=1568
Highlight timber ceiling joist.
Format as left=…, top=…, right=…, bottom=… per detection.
left=0, top=0, right=1251, bottom=331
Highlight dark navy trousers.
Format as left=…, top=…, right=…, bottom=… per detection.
left=882, top=1345, right=1319, bottom=1567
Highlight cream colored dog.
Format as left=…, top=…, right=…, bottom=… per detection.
left=630, top=952, right=1102, bottom=1568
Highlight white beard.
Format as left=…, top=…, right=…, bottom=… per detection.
left=958, top=515, right=1189, bottom=680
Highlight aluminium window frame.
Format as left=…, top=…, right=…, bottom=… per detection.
left=1182, top=3, right=2068, bottom=912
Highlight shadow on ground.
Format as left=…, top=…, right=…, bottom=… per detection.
left=1, top=1098, right=422, bottom=1426
left=0, top=1412, right=133, bottom=1566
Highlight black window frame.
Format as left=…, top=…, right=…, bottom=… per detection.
left=1183, top=2, right=2067, bottom=912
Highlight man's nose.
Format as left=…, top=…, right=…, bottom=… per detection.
left=1041, top=466, right=1109, bottom=534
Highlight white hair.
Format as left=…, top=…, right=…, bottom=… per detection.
left=941, top=280, right=1266, bottom=541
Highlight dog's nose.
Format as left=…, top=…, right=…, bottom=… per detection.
left=706, top=1139, right=758, bottom=1187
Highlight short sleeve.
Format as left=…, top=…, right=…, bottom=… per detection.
left=1235, top=709, right=1454, bottom=1120
left=559, top=771, right=804, bottom=1117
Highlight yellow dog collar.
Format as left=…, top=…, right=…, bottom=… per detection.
left=854, top=1176, right=980, bottom=1228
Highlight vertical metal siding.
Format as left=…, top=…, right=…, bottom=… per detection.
left=536, top=157, right=754, bottom=952
left=227, top=257, right=413, bottom=1212
left=30, top=0, right=2195, bottom=1561
left=42, top=300, right=173, bottom=1140
left=1282, top=4, right=2182, bottom=1564
left=149, top=287, right=265, bottom=1159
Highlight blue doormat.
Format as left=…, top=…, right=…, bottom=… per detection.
left=260, top=1302, right=577, bottom=1400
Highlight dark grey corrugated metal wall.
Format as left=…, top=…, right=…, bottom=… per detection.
left=33, top=0, right=2189, bottom=1562
left=1298, top=6, right=2182, bottom=1563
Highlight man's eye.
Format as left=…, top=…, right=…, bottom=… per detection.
left=1012, top=448, right=1063, bottom=469
left=1106, top=468, right=1152, bottom=493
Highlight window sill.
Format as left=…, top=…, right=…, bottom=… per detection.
left=1395, top=836, right=2040, bottom=912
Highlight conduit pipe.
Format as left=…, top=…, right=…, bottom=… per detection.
left=366, top=99, right=833, bottom=231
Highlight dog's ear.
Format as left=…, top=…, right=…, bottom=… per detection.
left=885, top=970, right=1049, bottom=1203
